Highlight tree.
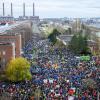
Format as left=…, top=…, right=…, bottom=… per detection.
left=77, top=33, right=84, bottom=53
left=68, top=28, right=72, bottom=34
left=83, top=35, right=89, bottom=52
left=68, top=34, right=78, bottom=53
left=6, top=57, right=32, bottom=82
left=92, top=34, right=100, bottom=55
left=78, top=33, right=89, bottom=53
left=68, top=33, right=90, bottom=54
left=48, top=29, right=61, bottom=45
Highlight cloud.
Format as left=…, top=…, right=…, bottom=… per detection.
left=0, top=0, right=100, bottom=18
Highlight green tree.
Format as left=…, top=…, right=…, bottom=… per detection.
left=78, top=34, right=90, bottom=54
left=68, top=28, right=72, bottom=34
left=6, top=57, right=32, bottom=82
left=68, top=33, right=90, bottom=54
left=77, top=33, right=82, bottom=52
left=68, top=34, right=78, bottom=53
left=83, top=35, right=89, bottom=52
left=48, top=29, right=61, bottom=45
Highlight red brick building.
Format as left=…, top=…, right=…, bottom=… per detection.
left=0, top=21, right=33, bottom=71
left=0, top=34, right=21, bottom=57
left=0, top=34, right=22, bottom=71
left=0, top=42, right=15, bottom=70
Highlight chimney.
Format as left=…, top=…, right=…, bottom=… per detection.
left=3, top=3, right=5, bottom=16
left=11, top=3, right=13, bottom=16
left=23, top=3, right=25, bottom=17
left=33, top=3, right=35, bottom=16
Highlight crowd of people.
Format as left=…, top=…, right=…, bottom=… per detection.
left=31, top=47, right=100, bottom=100
left=0, top=34, right=100, bottom=100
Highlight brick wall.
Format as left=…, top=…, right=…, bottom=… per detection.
left=0, top=43, right=14, bottom=70
left=0, top=34, right=21, bottom=57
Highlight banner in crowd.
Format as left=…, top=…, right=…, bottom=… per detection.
left=80, top=56, right=90, bottom=61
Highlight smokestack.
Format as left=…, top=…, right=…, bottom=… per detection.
left=11, top=3, right=13, bottom=16
left=3, top=3, right=5, bottom=16
left=23, top=3, right=25, bottom=17
left=33, top=3, right=35, bottom=16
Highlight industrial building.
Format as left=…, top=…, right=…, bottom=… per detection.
left=0, top=2, right=40, bottom=71
left=0, top=2, right=40, bottom=24
left=17, top=3, right=40, bottom=22
left=0, top=21, right=33, bottom=71
left=0, top=3, right=14, bottom=25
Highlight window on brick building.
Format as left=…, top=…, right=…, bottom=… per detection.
left=3, top=51, right=6, bottom=55
left=2, top=58, right=6, bottom=67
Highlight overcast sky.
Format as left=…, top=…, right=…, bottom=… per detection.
left=0, top=0, right=100, bottom=18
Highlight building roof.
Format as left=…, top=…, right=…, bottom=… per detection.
left=0, top=42, right=12, bottom=46
left=0, top=21, right=29, bottom=35
left=58, top=35, right=73, bottom=42
left=0, top=23, right=19, bottom=35
left=96, top=32, right=100, bottom=37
